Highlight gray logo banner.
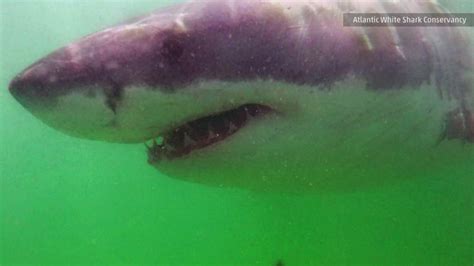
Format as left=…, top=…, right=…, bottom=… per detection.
left=343, top=13, right=473, bottom=27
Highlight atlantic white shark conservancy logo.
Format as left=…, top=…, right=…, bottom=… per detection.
left=8, top=0, right=473, bottom=191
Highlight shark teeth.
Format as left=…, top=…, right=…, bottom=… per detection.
left=147, top=104, right=273, bottom=162
left=183, top=133, right=196, bottom=146
left=228, top=121, right=238, bottom=132
left=208, top=129, right=219, bottom=139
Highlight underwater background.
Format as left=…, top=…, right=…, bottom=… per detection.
left=0, top=0, right=473, bottom=265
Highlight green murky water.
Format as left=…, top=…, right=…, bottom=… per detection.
left=1, top=1, right=473, bottom=265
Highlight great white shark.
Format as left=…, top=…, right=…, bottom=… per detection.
left=8, top=0, right=474, bottom=191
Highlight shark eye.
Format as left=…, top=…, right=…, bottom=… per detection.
left=161, top=37, right=184, bottom=63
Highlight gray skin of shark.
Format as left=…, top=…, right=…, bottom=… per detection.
left=8, top=0, right=474, bottom=191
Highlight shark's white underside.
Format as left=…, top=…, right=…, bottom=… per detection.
left=27, top=78, right=473, bottom=191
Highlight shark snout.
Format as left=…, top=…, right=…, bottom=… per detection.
left=10, top=59, right=57, bottom=106
left=9, top=46, right=103, bottom=109
left=9, top=23, right=169, bottom=111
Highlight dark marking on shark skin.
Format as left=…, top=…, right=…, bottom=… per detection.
left=103, top=81, right=123, bottom=114
left=442, top=107, right=474, bottom=143
left=161, top=37, right=185, bottom=65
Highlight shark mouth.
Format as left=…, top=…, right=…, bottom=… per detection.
left=147, top=104, right=273, bottom=162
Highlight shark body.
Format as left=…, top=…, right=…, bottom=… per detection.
left=9, top=0, right=473, bottom=191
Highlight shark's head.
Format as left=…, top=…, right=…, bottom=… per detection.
left=9, top=0, right=474, bottom=191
